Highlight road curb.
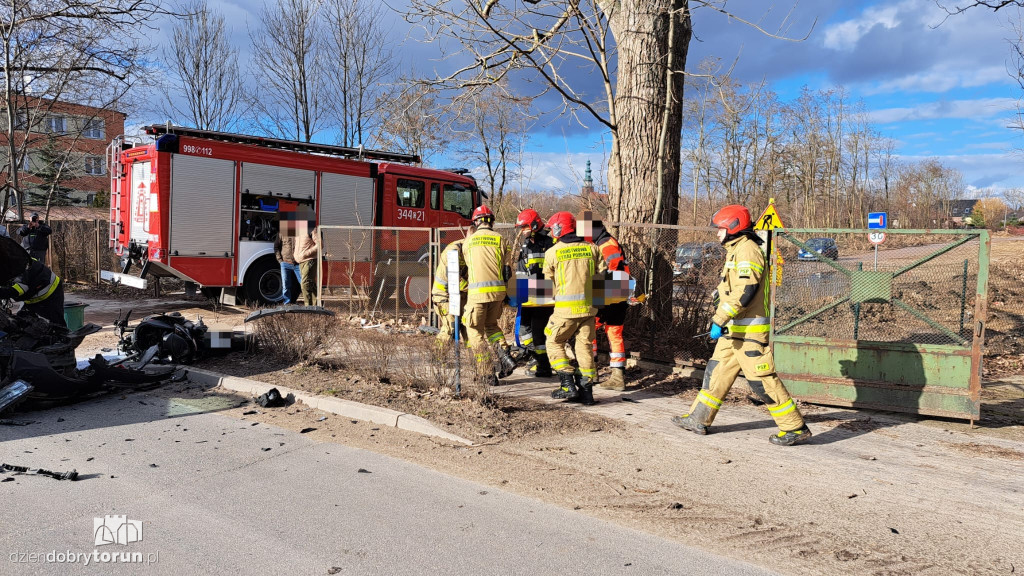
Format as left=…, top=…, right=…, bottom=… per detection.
left=185, top=367, right=474, bottom=446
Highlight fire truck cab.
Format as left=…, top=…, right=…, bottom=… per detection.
left=103, top=125, right=480, bottom=304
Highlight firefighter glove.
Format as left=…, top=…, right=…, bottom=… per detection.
left=0, top=286, right=16, bottom=299
left=709, top=322, right=724, bottom=341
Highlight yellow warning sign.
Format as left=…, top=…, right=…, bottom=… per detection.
left=755, top=199, right=785, bottom=231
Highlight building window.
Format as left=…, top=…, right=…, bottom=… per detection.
left=84, top=156, right=105, bottom=176
left=21, top=154, right=31, bottom=171
left=83, top=118, right=104, bottom=139
left=396, top=178, right=424, bottom=208
left=45, top=115, right=66, bottom=134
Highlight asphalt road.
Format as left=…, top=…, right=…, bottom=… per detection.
left=0, top=392, right=773, bottom=576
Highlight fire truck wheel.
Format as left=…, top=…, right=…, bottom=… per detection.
left=243, top=257, right=286, bottom=306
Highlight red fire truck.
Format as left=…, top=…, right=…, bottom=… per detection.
left=103, top=124, right=480, bottom=304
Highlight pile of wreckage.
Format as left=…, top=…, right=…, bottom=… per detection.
left=0, top=236, right=208, bottom=416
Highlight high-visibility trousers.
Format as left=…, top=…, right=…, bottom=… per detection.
left=595, top=301, right=627, bottom=368
left=685, top=336, right=805, bottom=432
left=463, top=301, right=505, bottom=364
left=434, top=299, right=469, bottom=344
left=545, top=314, right=597, bottom=380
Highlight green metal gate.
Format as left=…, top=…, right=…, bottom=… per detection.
left=770, top=229, right=989, bottom=422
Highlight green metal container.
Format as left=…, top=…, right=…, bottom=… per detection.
left=63, top=302, right=88, bottom=331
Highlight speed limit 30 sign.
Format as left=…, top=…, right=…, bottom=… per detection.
left=868, top=231, right=886, bottom=245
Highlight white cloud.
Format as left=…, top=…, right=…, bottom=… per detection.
left=900, top=150, right=1024, bottom=189
left=823, top=4, right=901, bottom=51
left=866, top=65, right=1010, bottom=95
left=868, top=97, right=1018, bottom=123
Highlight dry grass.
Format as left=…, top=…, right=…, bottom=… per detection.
left=251, top=312, right=338, bottom=362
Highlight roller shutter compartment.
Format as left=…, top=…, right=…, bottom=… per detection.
left=170, top=155, right=236, bottom=257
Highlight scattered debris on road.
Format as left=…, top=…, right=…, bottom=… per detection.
left=1, top=462, right=78, bottom=481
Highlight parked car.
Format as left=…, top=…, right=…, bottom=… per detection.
left=797, top=237, right=839, bottom=261
left=674, top=242, right=725, bottom=277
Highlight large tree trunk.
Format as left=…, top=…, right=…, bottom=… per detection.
left=607, top=0, right=690, bottom=335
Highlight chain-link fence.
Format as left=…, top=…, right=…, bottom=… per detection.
left=317, top=226, right=433, bottom=324
left=610, top=224, right=721, bottom=364
left=771, top=230, right=984, bottom=346
left=318, top=222, right=1021, bottom=372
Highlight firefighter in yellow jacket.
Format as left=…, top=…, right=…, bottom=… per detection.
left=672, top=204, right=812, bottom=446
left=543, top=211, right=607, bottom=405
left=462, top=206, right=516, bottom=383
left=431, top=236, right=470, bottom=344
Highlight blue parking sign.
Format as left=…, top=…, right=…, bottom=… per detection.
left=868, top=212, right=887, bottom=229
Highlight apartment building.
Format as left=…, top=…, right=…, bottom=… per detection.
left=1, top=99, right=125, bottom=206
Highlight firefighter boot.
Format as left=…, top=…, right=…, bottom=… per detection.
left=495, top=346, right=517, bottom=380
left=550, top=372, right=579, bottom=401
left=671, top=402, right=714, bottom=436
left=599, top=368, right=627, bottom=391
left=769, top=425, right=813, bottom=446
left=576, top=376, right=596, bottom=406
left=531, top=353, right=553, bottom=378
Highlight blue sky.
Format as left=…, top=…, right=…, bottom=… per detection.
left=136, top=0, right=1024, bottom=196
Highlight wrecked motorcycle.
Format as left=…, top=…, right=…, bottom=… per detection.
left=0, top=303, right=178, bottom=415
left=114, top=309, right=212, bottom=365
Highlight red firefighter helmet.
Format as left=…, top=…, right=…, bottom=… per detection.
left=711, top=204, right=752, bottom=235
left=471, top=205, right=495, bottom=224
left=547, top=211, right=576, bottom=239
left=515, top=208, right=544, bottom=232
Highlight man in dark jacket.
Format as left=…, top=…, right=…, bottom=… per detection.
left=17, top=212, right=52, bottom=261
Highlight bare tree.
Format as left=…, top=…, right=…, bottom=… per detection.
left=249, top=0, right=327, bottom=142
left=406, top=0, right=696, bottom=326
left=1003, top=186, right=1024, bottom=209
left=450, top=82, right=534, bottom=212
left=376, top=80, right=449, bottom=165
left=323, top=0, right=396, bottom=147
left=162, top=0, right=244, bottom=132
left=0, top=1, right=165, bottom=221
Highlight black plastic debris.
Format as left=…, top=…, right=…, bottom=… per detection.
left=300, top=427, right=316, bottom=434
left=256, top=388, right=294, bottom=408
left=1, top=462, right=78, bottom=481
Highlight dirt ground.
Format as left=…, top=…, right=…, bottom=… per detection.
left=51, top=275, right=1024, bottom=576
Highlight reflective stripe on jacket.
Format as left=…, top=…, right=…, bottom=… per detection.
left=597, top=236, right=629, bottom=275
left=431, top=240, right=469, bottom=301
left=10, top=259, right=60, bottom=305
left=542, top=239, right=607, bottom=318
left=711, top=235, right=771, bottom=340
left=463, top=225, right=509, bottom=304
left=518, top=231, right=554, bottom=276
